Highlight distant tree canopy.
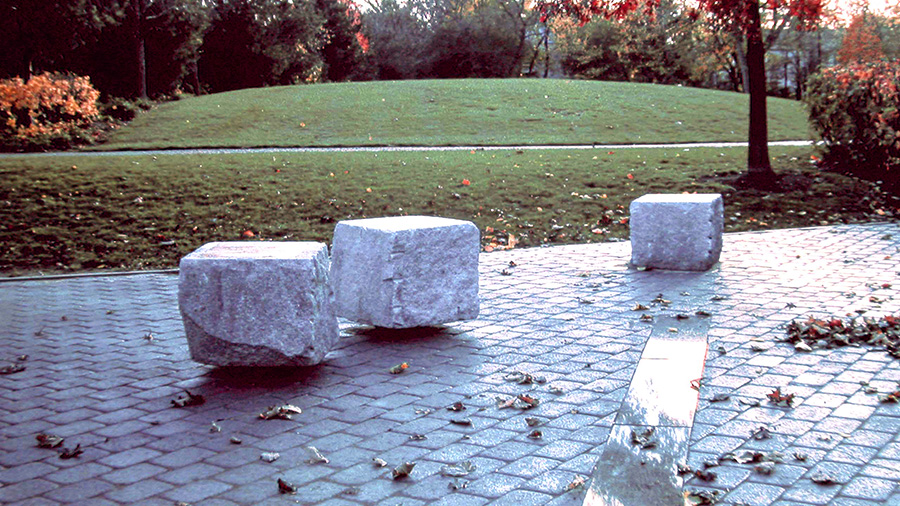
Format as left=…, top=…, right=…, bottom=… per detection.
left=0, top=0, right=893, bottom=104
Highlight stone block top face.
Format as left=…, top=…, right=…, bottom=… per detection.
left=182, top=241, right=326, bottom=261
left=632, top=193, right=722, bottom=205
left=336, top=215, right=474, bottom=232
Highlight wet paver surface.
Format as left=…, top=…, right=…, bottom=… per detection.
left=1, top=222, right=899, bottom=505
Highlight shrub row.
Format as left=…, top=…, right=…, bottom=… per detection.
left=805, top=60, right=900, bottom=190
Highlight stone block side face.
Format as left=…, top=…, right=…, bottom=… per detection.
left=390, top=222, right=480, bottom=327
left=629, top=194, right=724, bottom=271
left=178, top=242, right=338, bottom=366
left=330, top=223, right=395, bottom=326
left=331, top=217, right=480, bottom=328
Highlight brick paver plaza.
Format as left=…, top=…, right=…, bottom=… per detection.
left=2, top=223, right=900, bottom=505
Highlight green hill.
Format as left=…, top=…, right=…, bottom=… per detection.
left=97, top=79, right=812, bottom=150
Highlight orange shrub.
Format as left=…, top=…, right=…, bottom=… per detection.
left=0, top=72, right=100, bottom=142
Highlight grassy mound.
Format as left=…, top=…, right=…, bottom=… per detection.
left=97, top=79, right=813, bottom=150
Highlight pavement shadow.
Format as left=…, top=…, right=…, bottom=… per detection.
left=344, top=325, right=458, bottom=344
left=203, top=364, right=326, bottom=389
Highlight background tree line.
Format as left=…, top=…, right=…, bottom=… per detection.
left=1, top=0, right=897, bottom=101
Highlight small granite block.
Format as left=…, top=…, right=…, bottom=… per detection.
left=330, top=216, right=480, bottom=328
left=630, top=193, right=723, bottom=271
left=178, top=242, right=338, bottom=366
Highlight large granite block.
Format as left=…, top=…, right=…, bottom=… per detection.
left=330, top=216, right=480, bottom=328
left=630, top=193, right=723, bottom=271
left=178, top=242, right=338, bottom=366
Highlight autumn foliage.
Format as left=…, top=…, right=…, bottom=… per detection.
left=805, top=60, right=900, bottom=190
left=837, top=13, right=886, bottom=64
left=0, top=72, right=100, bottom=149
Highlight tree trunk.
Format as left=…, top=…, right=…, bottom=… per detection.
left=543, top=29, right=550, bottom=78
left=133, top=0, right=148, bottom=99
left=744, top=0, right=777, bottom=188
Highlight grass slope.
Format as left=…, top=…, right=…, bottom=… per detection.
left=2, top=146, right=891, bottom=276
left=98, top=79, right=813, bottom=150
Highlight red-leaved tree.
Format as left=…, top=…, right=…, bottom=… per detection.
left=536, top=0, right=825, bottom=189
left=838, top=13, right=886, bottom=64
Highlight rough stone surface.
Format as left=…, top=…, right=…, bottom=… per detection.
left=330, top=215, right=479, bottom=328
left=178, top=241, right=338, bottom=366
left=630, top=193, right=724, bottom=271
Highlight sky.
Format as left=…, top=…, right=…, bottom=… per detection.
left=829, top=0, right=897, bottom=20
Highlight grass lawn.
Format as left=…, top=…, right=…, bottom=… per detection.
left=1, top=146, right=894, bottom=276
left=97, top=79, right=813, bottom=150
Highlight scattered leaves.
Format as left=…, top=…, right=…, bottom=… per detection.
left=392, top=462, right=416, bottom=480
left=565, top=475, right=586, bottom=492
left=878, top=389, right=900, bottom=403
left=171, top=390, right=205, bottom=408
left=631, top=427, right=656, bottom=449
left=693, top=469, right=717, bottom=481
left=810, top=472, right=839, bottom=485
left=277, top=478, right=297, bottom=494
left=36, top=433, right=65, bottom=449
left=767, top=387, right=795, bottom=407
left=0, top=363, right=26, bottom=375
left=440, top=461, right=476, bottom=477
left=389, top=362, right=409, bottom=374
left=684, top=489, right=722, bottom=505
left=59, top=444, right=83, bottom=459
left=750, top=426, right=772, bottom=440
left=306, top=446, right=329, bottom=464
left=786, top=314, right=900, bottom=358
left=709, top=393, right=730, bottom=403
left=259, top=404, right=302, bottom=420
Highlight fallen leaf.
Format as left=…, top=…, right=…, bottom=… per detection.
left=528, top=429, right=543, bottom=439
left=440, top=461, right=476, bottom=477
left=750, top=426, right=772, bottom=440
left=631, top=427, right=656, bottom=449
left=210, top=422, right=221, bottom=433
left=755, top=462, right=776, bottom=475
left=676, top=314, right=690, bottom=320
left=684, top=490, right=722, bottom=505
left=392, top=462, right=416, bottom=479
left=693, top=469, right=716, bottom=481
left=259, top=405, right=302, bottom=420
left=690, top=379, right=702, bottom=391
left=306, top=446, right=329, bottom=464
left=565, top=475, right=586, bottom=491
left=810, top=471, right=839, bottom=485
left=171, top=390, right=206, bottom=408
left=277, top=478, right=297, bottom=494
left=59, top=444, right=83, bottom=459
left=447, top=401, right=466, bottom=411
left=450, top=418, right=472, bottom=426
left=230, top=436, right=242, bottom=444
left=516, top=394, right=540, bottom=409
left=695, top=310, right=712, bottom=317
left=260, top=452, right=280, bottom=462
left=709, top=393, right=730, bottom=403
left=389, top=362, right=409, bottom=374
left=448, top=478, right=469, bottom=490
left=549, top=386, right=564, bottom=394
left=373, top=457, right=388, bottom=467
left=525, top=417, right=542, bottom=427
left=632, top=303, right=650, bottom=311
left=36, top=433, right=65, bottom=449
left=409, top=434, right=427, bottom=440
left=0, top=363, right=26, bottom=375
left=640, top=314, right=654, bottom=322
left=677, top=463, right=693, bottom=475
left=767, top=387, right=795, bottom=407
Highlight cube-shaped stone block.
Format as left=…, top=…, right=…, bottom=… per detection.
left=330, top=216, right=480, bottom=328
left=178, top=242, right=338, bottom=366
left=630, top=194, right=724, bottom=271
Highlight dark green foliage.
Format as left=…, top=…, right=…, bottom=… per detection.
left=425, top=10, right=522, bottom=78
left=804, top=61, right=900, bottom=192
